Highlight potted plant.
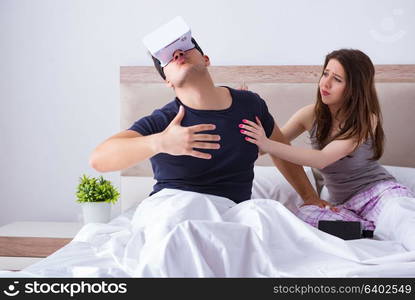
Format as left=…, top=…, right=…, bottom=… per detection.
left=76, top=174, right=120, bottom=224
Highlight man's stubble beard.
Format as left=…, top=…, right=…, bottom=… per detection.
left=173, top=63, right=208, bottom=88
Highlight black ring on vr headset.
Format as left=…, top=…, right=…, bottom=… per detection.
left=151, top=37, right=204, bottom=80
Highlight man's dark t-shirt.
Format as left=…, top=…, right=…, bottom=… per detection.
left=128, top=87, right=275, bottom=203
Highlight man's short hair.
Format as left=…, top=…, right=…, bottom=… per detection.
left=151, top=37, right=204, bottom=80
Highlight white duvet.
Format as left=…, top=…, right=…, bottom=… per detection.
left=2, top=188, right=415, bottom=277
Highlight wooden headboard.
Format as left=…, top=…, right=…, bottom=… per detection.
left=119, top=64, right=415, bottom=212
left=120, top=65, right=415, bottom=176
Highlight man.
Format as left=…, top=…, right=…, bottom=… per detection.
left=89, top=35, right=325, bottom=207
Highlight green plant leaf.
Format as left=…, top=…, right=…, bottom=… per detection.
left=75, top=174, right=120, bottom=204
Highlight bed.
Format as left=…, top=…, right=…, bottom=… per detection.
left=1, top=64, right=415, bottom=277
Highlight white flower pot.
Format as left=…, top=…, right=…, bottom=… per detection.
left=81, top=202, right=111, bottom=224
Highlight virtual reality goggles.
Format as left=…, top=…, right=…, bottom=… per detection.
left=142, top=16, right=196, bottom=67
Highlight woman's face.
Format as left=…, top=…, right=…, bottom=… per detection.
left=319, top=59, right=347, bottom=109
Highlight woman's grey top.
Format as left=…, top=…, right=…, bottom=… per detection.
left=309, top=122, right=395, bottom=205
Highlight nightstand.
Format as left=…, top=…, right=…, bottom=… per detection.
left=0, top=222, right=83, bottom=271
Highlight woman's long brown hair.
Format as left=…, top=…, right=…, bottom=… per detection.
left=314, top=49, right=384, bottom=160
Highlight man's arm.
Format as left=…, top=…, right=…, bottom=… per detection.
left=267, top=124, right=319, bottom=203
left=89, top=130, right=161, bottom=172
left=89, top=105, right=220, bottom=172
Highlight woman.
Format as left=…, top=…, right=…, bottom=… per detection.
left=239, top=49, right=415, bottom=249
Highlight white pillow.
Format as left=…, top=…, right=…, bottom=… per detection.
left=383, top=165, right=415, bottom=193
left=320, top=165, right=415, bottom=201
left=251, top=166, right=316, bottom=213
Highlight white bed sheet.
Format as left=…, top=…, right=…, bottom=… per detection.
left=1, top=188, right=414, bottom=278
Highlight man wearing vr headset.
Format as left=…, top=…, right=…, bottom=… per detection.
left=89, top=18, right=325, bottom=207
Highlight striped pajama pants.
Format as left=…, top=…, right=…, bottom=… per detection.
left=296, top=180, right=415, bottom=246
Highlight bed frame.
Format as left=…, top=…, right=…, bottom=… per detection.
left=120, top=65, right=415, bottom=211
